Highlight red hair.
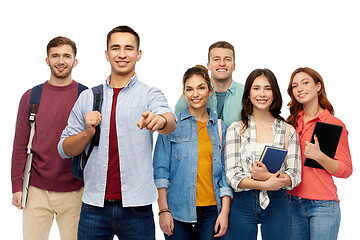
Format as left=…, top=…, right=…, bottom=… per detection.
left=286, top=67, right=334, bottom=128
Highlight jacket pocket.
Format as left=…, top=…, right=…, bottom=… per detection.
left=170, top=135, right=189, bottom=160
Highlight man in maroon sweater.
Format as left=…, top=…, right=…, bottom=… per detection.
left=11, top=36, right=86, bottom=240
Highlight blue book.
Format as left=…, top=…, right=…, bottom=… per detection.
left=259, top=146, right=288, bottom=174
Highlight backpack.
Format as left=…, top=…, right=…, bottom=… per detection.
left=71, top=84, right=103, bottom=180
left=22, top=82, right=88, bottom=207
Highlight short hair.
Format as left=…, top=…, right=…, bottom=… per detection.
left=241, top=68, right=284, bottom=129
left=107, top=25, right=140, bottom=50
left=46, top=36, right=77, bottom=56
left=182, top=65, right=212, bottom=92
left=208, top=41, right=235, bottom=62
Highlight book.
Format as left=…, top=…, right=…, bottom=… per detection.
left=259, top=146, right=288, bottom=174
left=304, top=122, right=343, bottom=169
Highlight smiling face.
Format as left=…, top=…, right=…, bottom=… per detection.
left=184, top=74, right=211, bottom=113
left=291, top=72, right=321, bottom=105
left=249, top=74, right=274, bottom=112
left=46, top=44, right=77, bottom=80
left=207, top=48, right=235, bottom=83
left=105, top=32, right=142, bottom=79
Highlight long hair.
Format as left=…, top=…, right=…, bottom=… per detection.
left=241, top=68, right=284, bottom=129
left=286, top=67, right=334, bottom=128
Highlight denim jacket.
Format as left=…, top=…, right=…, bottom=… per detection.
left=153, top=108, right=233, bottom=223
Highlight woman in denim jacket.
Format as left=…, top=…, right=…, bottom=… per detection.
left=153, top=65, right=232, bottom=240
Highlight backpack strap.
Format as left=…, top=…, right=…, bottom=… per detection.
left=283, top=123, right=291, bottom=166
left=284, top=124, right=291, bottom=150
left=86, top=85, right=104, bottom=156
left=29, top=83, right=44, bottom=118
left=77, top=83, right=88, bottom=96
left=28, top=84, right=44, bottom=148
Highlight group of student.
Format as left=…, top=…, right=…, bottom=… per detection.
left=11, top=25, right=352, bottom=240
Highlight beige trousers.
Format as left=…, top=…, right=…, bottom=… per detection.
left=23, top=186, right=83, bottom=240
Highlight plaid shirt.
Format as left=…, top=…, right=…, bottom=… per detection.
left=224, top=116, right=301, bottom=209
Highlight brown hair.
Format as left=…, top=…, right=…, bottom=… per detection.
left=182, top=65, right=212, bottom=92
left=241, top=68, right=284, bottom=129
left=46, top=36, right=77, bottom=56
left=107, top=25, right=140, bottom=50
left=286, top=67, right=334, bottom=128
left=208, top=41, right=235, bottom=62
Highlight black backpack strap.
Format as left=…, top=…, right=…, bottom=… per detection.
left=77, top=83, right=88, bottom=96
left=86, top=84, right=104, bottom=156
left=29, top=83, right=44, bottom=123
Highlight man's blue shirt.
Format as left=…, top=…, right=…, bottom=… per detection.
left=58, top=74, right=173, bottom=207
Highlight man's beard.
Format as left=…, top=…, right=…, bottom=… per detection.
left=50, top=64, right=73, bottom=79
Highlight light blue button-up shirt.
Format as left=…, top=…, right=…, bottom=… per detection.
left=174, top=80, right=244, bottom=126
left=153, top=108, right=233, bottom=223
left=58, top=74, right=174, bottom=207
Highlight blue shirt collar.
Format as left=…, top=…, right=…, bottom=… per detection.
left=105, top=73, right=138, bottom=88
left=179, top=107, right=217, bottom=125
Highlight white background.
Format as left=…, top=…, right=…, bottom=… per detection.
left=1, top=0, right=359, bottom=239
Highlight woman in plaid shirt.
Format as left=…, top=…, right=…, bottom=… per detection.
left=224, top=68, right=301, bottom=240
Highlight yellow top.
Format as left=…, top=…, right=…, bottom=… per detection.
left=196, top=121, right=216, bottom=206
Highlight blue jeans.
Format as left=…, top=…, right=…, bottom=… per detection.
left=229, top=190, right=290, bottom=240
left=288, top=195, right=341, bottom=240
left=165, top=205, right=224, bottom=240
left=77, top=200, right=155, bottom=240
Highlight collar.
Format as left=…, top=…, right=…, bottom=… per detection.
left=298, top=108, right=331, bottom=124
left=179, top=108, right=216, bottom=125
left=105, top=73, right=138, bottom=89
left=211, top=80, right=237, bottom=95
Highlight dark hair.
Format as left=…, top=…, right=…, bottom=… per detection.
left=107, top=25, right=140, bottom=50
left=241, top=68, right=284, bottom=129
left=208, top=41, right=235, bottom=62
left=182, top=65, right=212, bottom=92
left=286, top=67, right=334, bottom=128
left=47, top=36, right=77, bottom=56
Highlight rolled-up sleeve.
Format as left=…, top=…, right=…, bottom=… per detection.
left=333, top=124, right=353, bottom=178
left=224, top=122, right=250, bottom=191
left=283, top=127, right=302, bottom=190
left=58, top=90, right=93, bottom=159
left=153, top=133, right=171, bottom=189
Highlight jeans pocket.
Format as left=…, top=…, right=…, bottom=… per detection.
left=313, top=200, right=336, bottom=208
left=132, top=204, right=153, bottom=217
left=81, top=202, right=98, bottom=211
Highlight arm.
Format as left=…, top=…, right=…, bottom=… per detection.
left=214, top=196, right=231, bottom=237
left=11, top=90, right=31, bottom=208
left=305, top=120, right=353, bottom=178
left=140, top=87, right=176, bottom=135
left=224, top=123, right=248, bottom=190
left=62, top=111, right=101, bottom=156
left=137, top=111, right=176, bottom=135
left=157, top=188, right=174, bottom=236
left=153, top=133, right=173, bottom=236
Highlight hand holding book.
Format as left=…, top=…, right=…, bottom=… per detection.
left=304, top=135, right=323, bottom=162
left=251, top=161, right=274, bottom=181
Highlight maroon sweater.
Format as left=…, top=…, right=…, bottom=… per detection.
left=11, top=81, right=84, bottom=193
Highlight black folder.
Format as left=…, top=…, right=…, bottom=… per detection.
left=304, top=122, right=343, bottom=169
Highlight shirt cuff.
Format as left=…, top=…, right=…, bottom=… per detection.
left=220, top=187, right=233, bottom=199
left=154, top=178, right=169, bottom=189
left=57, top=138, right=71, bottom=159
